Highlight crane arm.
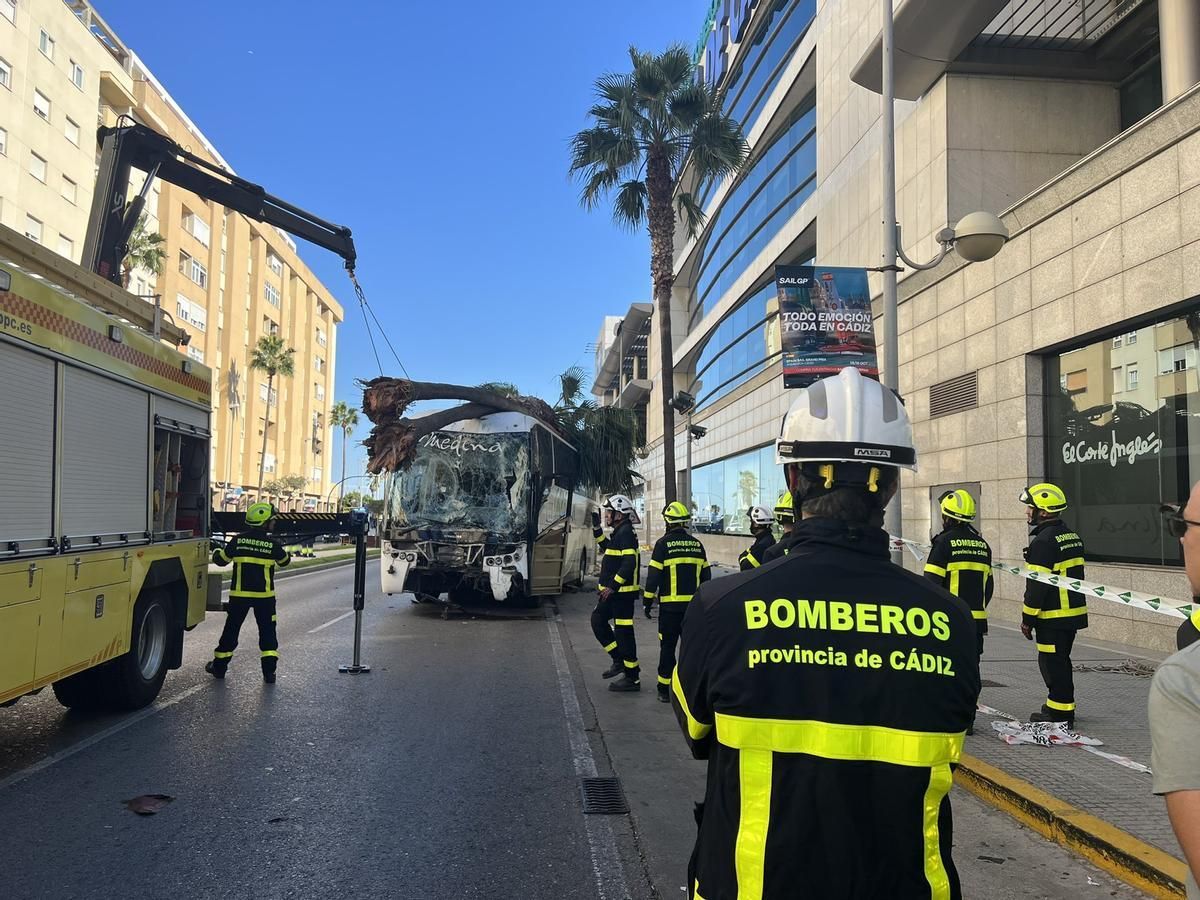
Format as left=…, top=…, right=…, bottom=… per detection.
left=82, top=122, right=356, bottom=285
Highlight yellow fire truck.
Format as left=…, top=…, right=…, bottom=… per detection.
left=0, top=122, right=357, bottom=710
left=0, top=225, right=212, bottom=709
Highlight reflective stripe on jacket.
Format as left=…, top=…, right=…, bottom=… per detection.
left=644, top=526, right=711, bottom=603
left=595, top=521, right=640, bottom=592
left=1020, top=519, right=1087, bottom=630
left=924, top=523, right=993, bottom=634
left=213, top=529, right=290, bottom=599
left=738, top=531, right=776, bottom=571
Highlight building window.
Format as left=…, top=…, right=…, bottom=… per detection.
left=69, top=60, right=83, bottom=90
left=314, top=356, right=325, bottom=374
left=0, top=58, right=10, bottom=90
left=0, top=127, right=6, bottom=156
left=267, top=253, right=283, bottom=276
left=64, top=116, right=78, bottom=146
left=264, top=283, right=281, bottom=307
left=32, top=89, right=50, bottom=121
left=1126, top=331, right=1138, bottom=346
left=182, top=210, right=211, bottom=246
left=38, top=29, right=53, bottom=60
left=262, top=315, right=279, bottom=336
left=175, top=294, right=207, bottom=331
left=316, top=326, right=327, bottom=348
left=1044, top=309, right=1200, bottom=566
left=258, top=383, right=277, bottom=405
left=57, top=234, right=72, bottom=258
left=29, top=152, right=46, bottom=182
left=1, top=1, right=14, bottom=25
left=314, top=383, right=325, bottom=402
left=262, top=452, right=276, bottom=474
left=24, top=215, right=42, bottom=243
left=187, top=345, right=204, bottom=363
left=1112, top=335, right=1123, bottom=348
left=688, top=444, right=786, bottom=537
left=311, top=466, right=322, bottom=482
left=179, top=251, right=208, bottom=288
left=61, top=174, right=76, bottom=204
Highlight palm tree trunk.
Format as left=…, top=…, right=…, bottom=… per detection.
left=646, top=149, right=678, bottom=504
left=257, top=372, right=274, bottom=495
left=360, top=379, right=560, bottom=433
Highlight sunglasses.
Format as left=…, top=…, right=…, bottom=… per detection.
left=1160, top=504, right=1200, bottom=538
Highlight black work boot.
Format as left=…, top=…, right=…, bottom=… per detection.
left=204, top=660, right=226, bottom=680
left=601, top=658, right=623, bottom=679
left=657, top=684, right=670, bottom=704
left=609, top=674, right=641, bottom=692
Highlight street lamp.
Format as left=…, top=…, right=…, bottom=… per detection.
left=879, top=0, right=1009, bottom=560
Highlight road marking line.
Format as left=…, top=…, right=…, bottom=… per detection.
left=308, top=610, right=355, bottom=634
left=0, top=683, right=205, bottom=792
left=545, top=608, right=632, bottom=900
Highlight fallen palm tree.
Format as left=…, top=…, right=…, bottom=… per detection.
left=359, top=371, right=639, bottom=494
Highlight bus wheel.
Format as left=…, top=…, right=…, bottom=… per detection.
left=106, top=590, right=172, bottom=711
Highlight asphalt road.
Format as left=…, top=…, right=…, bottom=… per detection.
left=0, top=565, right=1151, bottom=899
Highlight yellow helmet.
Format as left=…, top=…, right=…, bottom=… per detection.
left=1020, top=483, right=1067, bottom=514
left=245, top=502, right=275, bottom=527
left=774, top=491, right=795, bottom=524
left=940, top=489, right=976, bottom=522
left=663, top=501, right=691, bottom=524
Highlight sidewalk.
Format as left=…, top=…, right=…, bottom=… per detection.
left=556, top=573, right=1190, bottom=897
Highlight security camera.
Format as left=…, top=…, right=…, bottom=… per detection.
left=690, top=424, right=707, bottom=440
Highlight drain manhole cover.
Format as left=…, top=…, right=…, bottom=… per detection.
left=581, top=777, right=629, bottom=814
left=980, top=679, right=1006, bottom=687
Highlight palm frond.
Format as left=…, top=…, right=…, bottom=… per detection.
left=668, top=81, right=709, bottom=131
left=688, top=111, right=750, bottom=183
left=675, top=191, right=707, bottom=240
left=613, top=180, right=648, bottom=230
left=477, top=381, right=522, bottom=399
left=656, top=44, right=694, bottom=93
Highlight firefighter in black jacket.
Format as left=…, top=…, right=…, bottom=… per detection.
left=593, top=494, right=642, bottom=692
left=644, top=501, right=711, bottom=703
left=761, top=492, right=795, bottom=564
left=673, top=367, right=980, bottom=899
left=738, top=505, right=777, bottom=570
left=206, top=502, right=290, bottom=683
left=925, top=488, right=992, bottom=734
left=1020, top=483, right=1087, bottom=726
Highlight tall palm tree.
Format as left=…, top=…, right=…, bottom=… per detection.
left=571, top=45, right=747, bottom=503
left=121, top=214, right=166, bottom=289
left=330, top=400, right=360, bottom=505
left=553, top=367, right=639, bottom=495
left=249, top=335, right=295, bottom=494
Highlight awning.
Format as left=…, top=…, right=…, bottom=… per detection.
left=591, top=303, right=652, bottom=396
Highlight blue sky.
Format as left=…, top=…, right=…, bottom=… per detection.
left=103, top=0, right=704, bottom=481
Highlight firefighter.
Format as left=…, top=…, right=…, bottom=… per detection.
left=1020, top=483, right=1087, bottom=726
left=643, top=501, right=711, bottom=703
left=924, top=488, right=993, bottom=734
left=592, top=494, right=642, bottom=692
left=738, top=505, right=777, bottom=570
left=673, top=367, right=979, bottom=899
left=206, top=502, right=291, bottom=683
left=761, top=491, right=795, bottom=563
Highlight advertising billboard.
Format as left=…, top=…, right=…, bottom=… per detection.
left=775, top=265, right=878, bottom=389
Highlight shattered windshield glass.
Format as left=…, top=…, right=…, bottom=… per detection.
left=384, top=431, right=530, bottom=538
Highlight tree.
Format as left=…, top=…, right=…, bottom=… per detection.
left=330, top=400, right=361, bottom=505
left=570, top=45, right=747, bottom=503
left=249, top=335, right=296, bottom=494
left=552, top=367, right=640, bottom=495
left=122, top=214, right=166, bottom=289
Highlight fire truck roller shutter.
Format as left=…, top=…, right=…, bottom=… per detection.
left=154, top=396, right=211, bottom=436
left=0, top=341, right=55, bottom=548
left=62, top=366, right=149, bottom=541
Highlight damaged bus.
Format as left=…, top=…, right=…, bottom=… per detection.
left=379, top=412, right=596, bottom=605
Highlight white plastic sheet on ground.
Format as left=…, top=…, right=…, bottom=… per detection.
left=990, top=718, right=1102, bottom=747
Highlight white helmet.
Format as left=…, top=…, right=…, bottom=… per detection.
left=603, top=494, right=641, bottom=524
left=748, top=505, right=775, bottom=527
left=776, top=367, right=916, bottom=471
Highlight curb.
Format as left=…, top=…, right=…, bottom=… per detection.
left=956, top=753, right=1187, bottom=898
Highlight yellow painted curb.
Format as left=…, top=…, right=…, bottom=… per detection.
left=956, top=753, right=1187, bottom=899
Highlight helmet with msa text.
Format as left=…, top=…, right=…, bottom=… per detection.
left=603, top=493, right=641, bottom=525
left=663, top=501, right=691, bottom=525
left=748, top=505, right=775, bottom=528
left=775, top=367, right=916, bottom=504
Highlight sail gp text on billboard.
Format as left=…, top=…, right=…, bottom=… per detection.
left=1061, top=430, right=1164, bottom=467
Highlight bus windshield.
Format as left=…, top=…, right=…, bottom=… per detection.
left=383, top=431, right=530, bottom=538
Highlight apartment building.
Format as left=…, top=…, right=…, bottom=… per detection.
left=0, top=0, right=345, bottom=511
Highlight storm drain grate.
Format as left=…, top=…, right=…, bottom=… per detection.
left=580, top=777, right=629, bottom=815
left=980, top=679, right=1006, bottom=688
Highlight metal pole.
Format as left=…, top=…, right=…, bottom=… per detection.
left=685, top=412, right=693, bottom=511
left=1159, top=0, right=1200, bottom=102
left=881, top=0, right=904, bottom=564
left=338, top=527, right=371, bottom=673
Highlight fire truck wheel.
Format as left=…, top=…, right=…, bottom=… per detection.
left=106, top=590, right=171, bottom=711
left=51, top=668, right=107, bottom=711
